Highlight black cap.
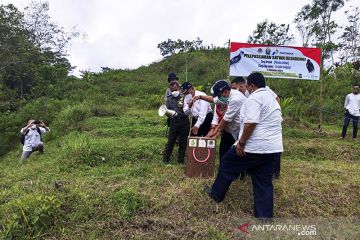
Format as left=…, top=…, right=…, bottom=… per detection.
left=180, top=82, right=193, bottom=93
left=212, top=80, right=230, bottom=97
left=168, top=72, right=179, bottom=82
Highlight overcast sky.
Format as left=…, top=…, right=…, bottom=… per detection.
left=1, top=0, right=357, bottom=76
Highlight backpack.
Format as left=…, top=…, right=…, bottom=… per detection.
left=21, top=127, right=42, bottom=145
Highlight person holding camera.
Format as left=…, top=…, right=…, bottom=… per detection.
left=20, top=119, right=50, bottom=161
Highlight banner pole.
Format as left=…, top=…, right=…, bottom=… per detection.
left=227, top=39, right=231, bottom=81
left=319, top=70, right=323, bottom=132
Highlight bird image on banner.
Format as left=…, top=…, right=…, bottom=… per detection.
left=229, top=51, right=244, bottom=66
left=306, top=59, right=315, bottom=73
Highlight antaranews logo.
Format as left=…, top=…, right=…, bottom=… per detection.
left=236, top=222, right=317, bottom=237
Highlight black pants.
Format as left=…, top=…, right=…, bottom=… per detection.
left=210, top=146, right=278, bottom=219
left=219, top=130, right=235, bottom=161
left=191, top=112, right=213, bottom=137
left=163, top=117, right=190, bottom=163
left=342, top=110, right=359, bottom=139
left=273, top=153, right=281, bottom=178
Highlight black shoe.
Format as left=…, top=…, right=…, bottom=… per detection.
left=163, top=159, right=170, bottom=164
left=203, top=185, right=222, bottom=203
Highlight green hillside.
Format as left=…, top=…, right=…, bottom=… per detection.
left=0, top=49, right=360, bottom=239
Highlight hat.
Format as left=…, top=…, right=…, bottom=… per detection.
left=212, top=80, right=230, bottom=97
left=168, top=72, right=179, bottom=82
left=180, top=82, right=193, bottom=93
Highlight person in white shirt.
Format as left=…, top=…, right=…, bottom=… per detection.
left=181, top=82, right=213, bottom=136
left=194, top=79, right=247, bottom=160
left=20, top=119, right=50, bottom=160
left=205, top=72, right=283, bottom=219
left=341, top=84, right=360, bottom=139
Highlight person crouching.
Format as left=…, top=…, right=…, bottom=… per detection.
left=20, top=119, right=50, bottom=161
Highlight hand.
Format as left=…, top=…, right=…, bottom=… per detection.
left=188, top=99, right=194, bottom=108
left=40, top=120, right=46, bottom=127
left=26, top=120, right=35, bottom=128
left=206, top=128, right=217, bottom=138
left=192, top=95, right=201, bottom=102
left=236, top=142, right=246, bottom=157
left=191, top=126, right=199, bottom=135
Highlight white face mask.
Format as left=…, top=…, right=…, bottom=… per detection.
left=30, top=124, right=36, bottom=129
left=171, top=91, right=180, bottom=98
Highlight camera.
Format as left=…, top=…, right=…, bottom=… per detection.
left=33, top=120, right=41, bottom=124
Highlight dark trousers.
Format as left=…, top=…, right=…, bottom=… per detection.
left=219, top=130, right=235, bottom=160
left=163, top=117, right=190, bottom=163
left=273, top=153, right=281, bottom=178
left=191, top=112, right=213, bottom=137
left=211, top=147, right=278, bottom=219
left=342, top=110, right=359, bottom=139
left=21, top=144, right=44, bottom=160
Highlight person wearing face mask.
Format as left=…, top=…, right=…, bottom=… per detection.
left=164, top=72, right=180, bottom=128
left=341, top=83, right=360, bottom=140
left=164, top=72, right=179, bottom=100
left=163, top=81, right=190, bottom=164
left=20, top=119, right=50, bottom=161
left=181, top=82, right=213, bottom=136
left=207, top=80, right=246, bottom=160
left=205, top=72, right=283, bottom=220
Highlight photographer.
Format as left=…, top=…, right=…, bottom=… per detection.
left=20, top=119, right=50, bottom=161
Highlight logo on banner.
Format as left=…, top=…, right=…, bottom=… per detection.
left=189, top=139, right=197, bottom=147
left=198, top=139, right=206, bottom=148
left=207, top=140, right=215, bottom=148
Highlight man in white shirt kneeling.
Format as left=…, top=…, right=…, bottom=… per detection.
left=20, top=119, right=50, bottom=161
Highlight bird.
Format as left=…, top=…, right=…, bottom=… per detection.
left=54, top=180, right=63, bottom=189
left=230, top=51, right=244, bottom=66
left=306, top=59, right=315, bottom=73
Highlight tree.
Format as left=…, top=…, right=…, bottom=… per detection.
left=339, top=6, right=360, bottom=63
left=300, top=0, right=348, bottom=65
left=0, top=1, right=78, bottom=106
left=294, top=6, right=316, bottom=47
left=157, top=38, right=177, bottom=56
left=0, top=4, right=40, bottom=99
left=157, top=37, right=205, bottom=56
left=247, top=20, right=295, bottom=46
left=24, top=0, right=79, bottom=55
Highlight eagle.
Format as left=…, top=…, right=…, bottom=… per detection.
left=306, top=59, right=315, bottom=73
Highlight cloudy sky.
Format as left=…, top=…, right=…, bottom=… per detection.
left=1, top=0, right=357, bottom=75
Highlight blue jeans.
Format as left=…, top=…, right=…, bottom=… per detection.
left=342, top=110, right=359, bottom=139
left=210, top=146, right=278, bottom=218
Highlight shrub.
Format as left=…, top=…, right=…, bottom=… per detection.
left=0, top=195, right=61, bottom=239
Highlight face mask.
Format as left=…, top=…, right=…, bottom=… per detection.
left=218, top=96, right=229, bottom=104
left=30, top=124, right=36, bottom=129
left=171, top=91, right=180, bottom=97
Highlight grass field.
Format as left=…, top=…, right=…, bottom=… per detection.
left=0, top=102, right=359, bottom=239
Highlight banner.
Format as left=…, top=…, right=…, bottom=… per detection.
left=229, top=42, right=322, bottom=80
